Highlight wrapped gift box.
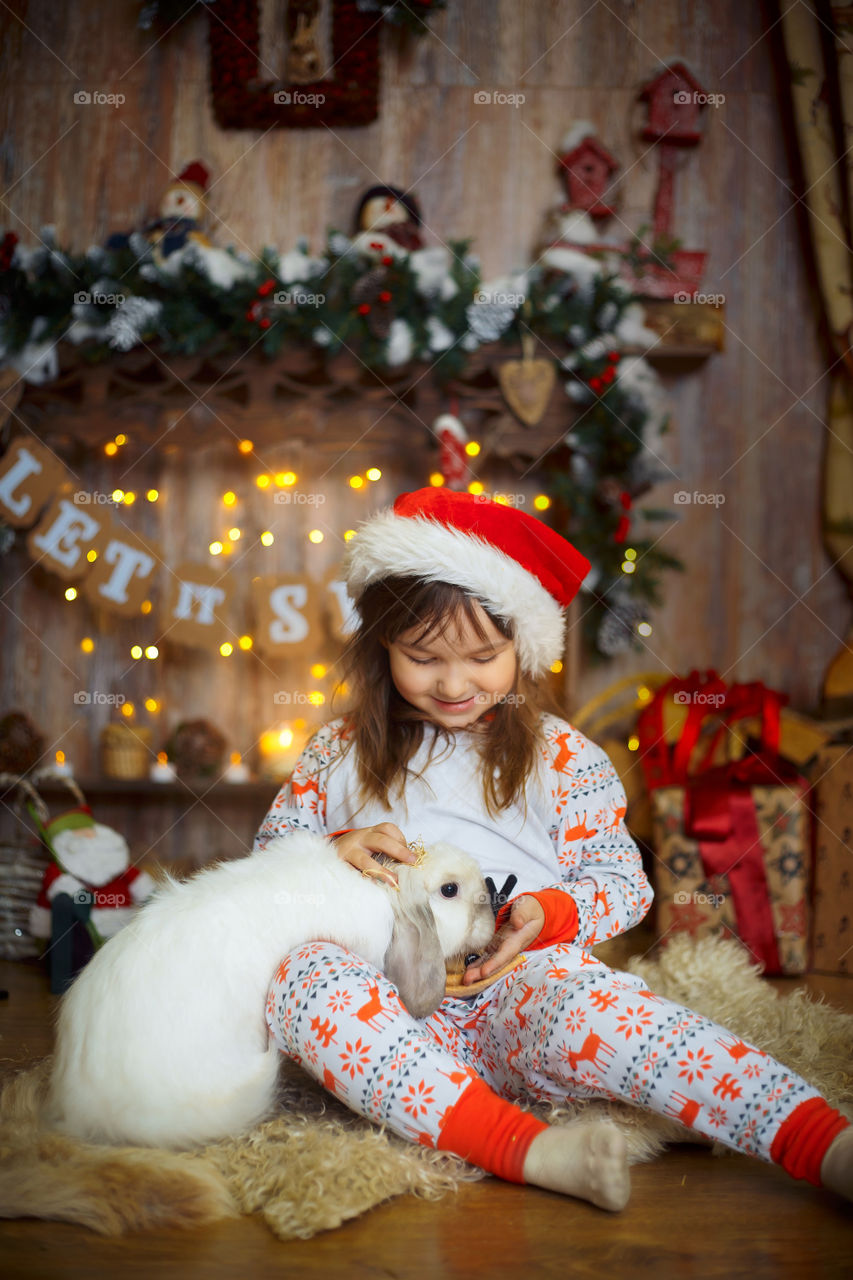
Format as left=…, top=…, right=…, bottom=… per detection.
left=651, top=777, right=810, bottom=976
left=811, top=744, right=853, bottom=975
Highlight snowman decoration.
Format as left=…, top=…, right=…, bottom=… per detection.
left=106, top=161, right=212, bottom=262
left=351, top=184, right=424, bottom=259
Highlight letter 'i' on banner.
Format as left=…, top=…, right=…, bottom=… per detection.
left=251, top=575, right=318, bottom=658
left=0, top=437, right=69, bottom=528
left=80, top=518, right=163, bottom=618
left=166, top=560, right=235, bottom=653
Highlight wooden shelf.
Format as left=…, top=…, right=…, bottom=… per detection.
left=3, top=777, right=284, bottom=804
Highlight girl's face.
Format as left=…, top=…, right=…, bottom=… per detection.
left=385, top=602, right=518, bottom=731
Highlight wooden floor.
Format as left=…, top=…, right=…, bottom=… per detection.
left=1, top=956, right=851, bottom=1279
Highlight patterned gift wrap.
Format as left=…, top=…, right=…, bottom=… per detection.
left=812, top=745, right=853, bottom=975
left=651, top=784, right=810, bottom=975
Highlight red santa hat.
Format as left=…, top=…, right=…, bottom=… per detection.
left=173, top=161, right=209, bottom=197
left=343, top=487, right=591, bottom=676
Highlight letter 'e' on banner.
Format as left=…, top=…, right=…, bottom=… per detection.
left=166, top=560, right=235, bottom=653
left=27, top=491, right=109, bottom=582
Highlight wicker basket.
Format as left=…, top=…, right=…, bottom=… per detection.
left=100, top=723, right=153, bottom=780
left=0, top=838, right=45, bottom=959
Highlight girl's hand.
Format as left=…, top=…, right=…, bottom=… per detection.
left=462, top=895, right=545, bottom=985
left=331, top=823, right=416, bottom=888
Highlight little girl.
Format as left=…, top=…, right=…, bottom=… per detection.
left=255, top=487, right=853, bottom=1210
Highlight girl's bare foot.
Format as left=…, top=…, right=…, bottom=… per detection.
left=522, top=1120, right=630, bottom=1211
left=820, top=1125, right=853, bottom=1201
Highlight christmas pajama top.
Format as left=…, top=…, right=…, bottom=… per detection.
left=254, top=713, right=849, bottom=1186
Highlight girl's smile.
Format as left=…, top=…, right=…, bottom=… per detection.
left=385, top=603, right=518, bottom=730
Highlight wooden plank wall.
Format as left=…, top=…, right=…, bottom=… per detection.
left=0, top=1, right=848, bottom=860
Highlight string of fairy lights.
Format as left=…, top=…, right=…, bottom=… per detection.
left=53, top=431, right=567, bottom=779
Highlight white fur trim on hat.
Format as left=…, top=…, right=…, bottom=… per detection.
left=343, top=508, right=565, bottom=676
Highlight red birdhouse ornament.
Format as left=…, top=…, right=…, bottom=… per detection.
left=639, top=61, right=708, bottom=146
left=559, top=134, right=619, bottom=220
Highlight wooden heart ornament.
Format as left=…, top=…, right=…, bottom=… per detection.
left=497, top=351, right=556, bottom=427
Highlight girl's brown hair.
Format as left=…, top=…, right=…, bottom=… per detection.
left=331, top=576, right=566, bottom=820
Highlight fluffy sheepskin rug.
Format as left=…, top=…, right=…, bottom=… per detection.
left=1, top=935, right=851, bottom=1241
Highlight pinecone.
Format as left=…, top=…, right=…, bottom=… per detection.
left=596, top=596, right=649, bottom=656
left=352, top=267, right=395, bottom=339
left=465, top=300, right=516, bottom=343
left=0, top=711, right=45, bottom=776
left=165, top=719, right=227, bottom=779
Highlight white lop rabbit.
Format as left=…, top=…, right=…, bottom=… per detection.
left=47, top=832, right=495, bottom=1150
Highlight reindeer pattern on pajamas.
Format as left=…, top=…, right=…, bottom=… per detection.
left=257, top=715, right=823, bottom=1164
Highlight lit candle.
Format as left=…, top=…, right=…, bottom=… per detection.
left=223, top=751, right=251, bottom=783
left=258, top=723, right=306, bottom=780
left=50, top=750, right=74, bottom=778
left=150, top=751, right=177, bottom=783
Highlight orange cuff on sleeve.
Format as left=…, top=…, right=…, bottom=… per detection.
left=436, top=1076, right=548, bottom=1183
left=328, top=829, right=353, bottom=840
left=769, top=1097, right=850, bottom=1187
left=496, top=889, right=579, bottom=949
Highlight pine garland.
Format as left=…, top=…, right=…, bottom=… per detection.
left=0, top=227, right=681, bottom=656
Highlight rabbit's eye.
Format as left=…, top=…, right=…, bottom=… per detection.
left=440, top=882, right=459, bottom=898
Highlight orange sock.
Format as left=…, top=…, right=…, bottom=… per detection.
left=436, top=1077, right=548, bottom=1183
left=769, top=1097, right=850, bottom=1186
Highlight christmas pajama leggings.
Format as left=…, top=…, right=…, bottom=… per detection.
left=265, top=940, right=849, bottom=1187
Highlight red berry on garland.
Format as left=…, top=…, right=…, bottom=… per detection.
left=246, top=305, right=258, bottom=321
left=0, top=231, right=18, bottom=271
left=257, top=278, right=276, bottom=297
left=607, top=350, right=619, bottom=362
left=614, top=515, right=630, bottom=543
left=378, top=290, right=392, bottom=303
left=589, top=376, right=603, bottom=392
left=259, top=317, right=271, bottom=329
left=602, top=367, right=615, bottom=384
left=619, top=491, right=632, bottom=510
left=358, top=303, right=371, bottom=315
left=382, top=255, right=394, bottom=266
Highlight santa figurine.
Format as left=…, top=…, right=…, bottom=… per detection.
left=352, top=184, right=424, bottom=258
left=106, top=160, right=212, bottom=262
left=29, top=803, right=156, bottom=993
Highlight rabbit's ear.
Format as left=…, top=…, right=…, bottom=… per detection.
left=383, top=888, right=446, bottom=1020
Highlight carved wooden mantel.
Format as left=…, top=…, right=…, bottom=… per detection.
left=8, top=303, right=721, bottom=465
